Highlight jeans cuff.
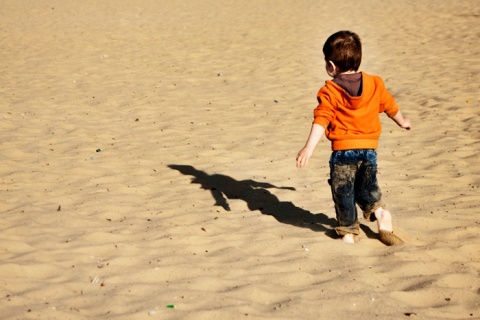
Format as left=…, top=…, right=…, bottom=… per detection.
left=335, top=222, right=360, bottom=236
left=362, top=203, right=384, bottom=222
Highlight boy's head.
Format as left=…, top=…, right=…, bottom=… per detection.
left=323, top=30, right=362, bottom=76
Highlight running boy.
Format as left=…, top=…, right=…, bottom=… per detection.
left=296, top=30, right=411, bottom=245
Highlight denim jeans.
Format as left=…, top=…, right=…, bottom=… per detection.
left=329, top=149, right=383, bottom=236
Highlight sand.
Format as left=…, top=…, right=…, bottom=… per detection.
left=1, top=0, right=479, bottom=319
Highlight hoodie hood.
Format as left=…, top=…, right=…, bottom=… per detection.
left=324, top=72, right=377, bottom=110
left=332, top=72, right=362, bottom=97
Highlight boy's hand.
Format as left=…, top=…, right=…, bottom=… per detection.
left=296, top=123, right=325, bottom=168
left=296, top=147, right=314, bottom=168
left=400, top=117, right=411, bottom=130
left=391, top=111, right=411, bottom=130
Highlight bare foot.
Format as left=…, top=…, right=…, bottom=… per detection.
left=374, top=208, right=393, bottom=232
left=374, top=208, right=403, bottom=246
left=342, top=233, right=355, bottom=244
left=378, top=230, right=404, bottom=246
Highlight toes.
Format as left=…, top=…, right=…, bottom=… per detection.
left=378, top=230, right=404, bottom=246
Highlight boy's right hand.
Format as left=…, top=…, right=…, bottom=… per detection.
left=400, top=117, right=411, bottom=130
left=391, top=111, right=411, bottom=130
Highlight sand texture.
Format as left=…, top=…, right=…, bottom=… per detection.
left=1, top=0, right=479, bottom=319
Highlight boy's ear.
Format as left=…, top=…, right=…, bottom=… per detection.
left=326, top=60, right=337, bottom=77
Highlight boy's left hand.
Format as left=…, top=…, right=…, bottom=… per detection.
left=296, top=147, right=313, bottom=168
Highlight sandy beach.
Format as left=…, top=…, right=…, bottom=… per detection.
left=1, top=0, right=479, bottom=319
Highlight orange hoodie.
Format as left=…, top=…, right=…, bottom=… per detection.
left=313, top=72, right=399, bottom=151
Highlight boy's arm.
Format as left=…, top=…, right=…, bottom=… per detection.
left=296, top=123, right=325, bottom=168
left=389, top=110, right=411, bottom=130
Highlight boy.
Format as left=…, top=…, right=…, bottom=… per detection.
left=296, top=30, right=411, bottom=245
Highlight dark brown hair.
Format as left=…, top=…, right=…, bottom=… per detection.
left=323, top=31, right=362, bottom=72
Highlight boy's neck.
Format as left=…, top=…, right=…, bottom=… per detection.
left=338, top=70, right=358, bottom=75
left=332, top=70, right=359, bottom=79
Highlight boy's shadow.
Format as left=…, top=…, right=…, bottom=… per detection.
left=168, top=165, right=337, bottom=237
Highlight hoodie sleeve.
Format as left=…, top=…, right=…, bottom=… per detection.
left=377, top=77, right=399, bottom=117
left=313, top=86, right=336, bottom=128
